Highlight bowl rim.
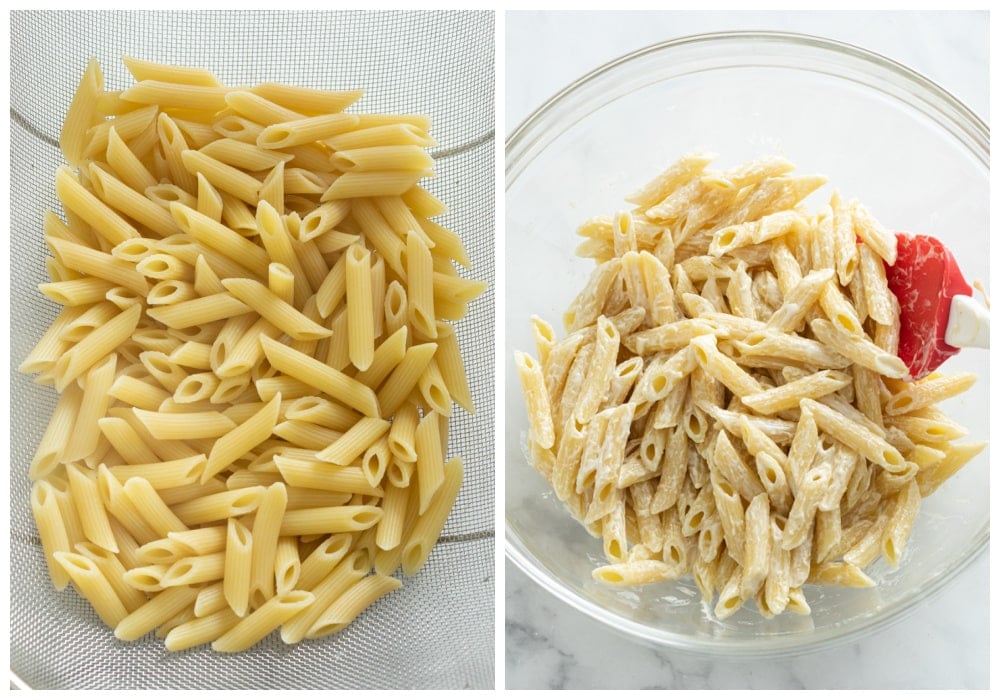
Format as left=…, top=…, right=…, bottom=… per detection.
left=506, top=30, right=989, bottom=168
left=504, top=29, right=990, bottom=656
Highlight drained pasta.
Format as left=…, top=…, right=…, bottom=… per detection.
left=21, top=56, right=484, bottom=651
left=516, top=153, right=984, bottom=619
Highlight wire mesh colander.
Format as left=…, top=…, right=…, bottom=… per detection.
left=9, top=10, right=494, bottom=689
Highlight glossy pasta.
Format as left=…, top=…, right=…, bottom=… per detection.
left=516, top=153, right=984, bottom=619
left=21, top=57, right=482, bottom=652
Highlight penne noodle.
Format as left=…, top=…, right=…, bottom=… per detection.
left=221, top=277, right=330, bottom=341
left=249, top=482, right=287, bottom=603
left=223, top=518, right=254, bottom=616
left=307, top=574, right=401, bottom=639
left=260, top=336, right=379, bottom=418
left=258, top=113, right=360, bottom=149
left=345, top=242, right=375, bottom=370
left=203, top=394, right=282, bottom=482
left=23, top=55, right=484, bottom=654
left=278, top=506, right=382, bottom=537
left=400, top=457, right=463, bottom=576
left=55, top=552, right=130, bottom=627
left=247, top=84, right=361, bottom=119
left=321, top=170, right=429, bottom=201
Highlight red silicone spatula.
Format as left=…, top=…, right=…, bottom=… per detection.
left=885, top=232, right=989, bottom=380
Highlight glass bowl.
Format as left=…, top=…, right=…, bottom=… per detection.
left=505, top=31, right=989, bottom=655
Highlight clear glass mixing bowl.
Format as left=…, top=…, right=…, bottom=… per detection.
left=505, top=31, right=989, bottom=655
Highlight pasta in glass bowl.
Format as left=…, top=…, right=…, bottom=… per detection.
left=505, top=32, right=988, bottom=654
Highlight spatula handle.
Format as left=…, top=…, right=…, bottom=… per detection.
left=945, top=295, right=989, bottom=349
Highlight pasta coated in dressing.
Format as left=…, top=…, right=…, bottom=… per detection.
left=516, top=153, right=983, bottom=619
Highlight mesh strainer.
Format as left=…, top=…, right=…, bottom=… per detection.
left=9, top=10, right=494, bottom=689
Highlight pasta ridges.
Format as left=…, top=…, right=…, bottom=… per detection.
left=23, top=55, right=486, bottom=653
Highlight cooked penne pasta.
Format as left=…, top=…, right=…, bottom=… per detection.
left=23, top=56, right=484, bottom=655
left=514, top=351, right=555, bottom=450
left=170, top=487, right=265, bottom=526
left=221, top=277, right=330, bottom=341
left=60, top=316, right=133, bottom=394
left=260, top=336, right=379, bottom=417
left=168, top=203, right=270, bottom=277
left=307, top=574, right=402, bottom=638
left=280, top=550, right=369, bottom=644
left=406, top=231, right=436, bottom=339
left=114, top=584, right=202, bottom=642
left=55, top=552, right=130, bottom=627
left=321, top=170, right=429, bottom=201
left=401, top=457, right=462, bottom=576
left=258, top=113, right=360, bottom=149
left=249, top=482, right=287, bottom=602
left=203, top=395, right=282, bottom=481
left=515, top=152, right=983, bottom=620
left=278, top=505, right=382, bottom=536
left=222, top=518, right=253, bottom=616
left=375, top=342, right=438, bottom=417
left=345, top=242, right=375, bottom=370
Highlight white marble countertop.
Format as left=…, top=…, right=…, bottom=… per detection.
left=504, top=10, right=989, bottom=690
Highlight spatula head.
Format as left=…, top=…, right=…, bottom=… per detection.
left=885, top=232, right=971, bottom=380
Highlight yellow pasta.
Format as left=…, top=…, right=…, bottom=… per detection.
left=327, top=123, right=435, bottom=151
left=164, top=606, right=241, bottom=652
left=315, top=417, right=391, bottom=466
left=115, top=585, right=202, bottom=642
left=278, top=506, right=382, bottom=537
left=55, top=552, right=130, bottom=627
left=280, top=550, right=369, bottom=644
left=75, top=542, right=148, bottom=611
left=54, top=304, right=142, bottom=391
left=132, top=408, right=236, bottom=440
left=31, top=481, right=72, bottom=590
left=321, top=170, right=429, bottom=201
left=122, top=79, right=231, bottom=111
left=374, top=342, right=438, bottom=417
left=222, top=518, right=253, bottom=616
left=353, top=327, right=409, bottom=392
left=161, top=551, right=227, bottom=587
left=203, top=395, right=281, bottom=482
left=274, top=536, right=301, bottom=595
left=48, top=237, right=150, bottom=296
left=170, top=487, right=265, bottom=526
left=274, top=457, right=382, bottom=496
left=260, top=336, right=379, bottom=418
left=22, top=56, right=484, bottom=655
left=88, top=163, right=180, bottom=237
left=169, top=203, right=270, bottom=277
left=168, top=525, right=228, bottom=556
left=122, top=477, right=188, bottom=538
left=257, top=113, right=360, bottom=149
left=221, top=277, right=330, bottom=341
left=249, top=482, right=287, bottom=602
left=60, top=57, right=104, bottom=167
left=401, top=457, right=463, bottom=576
left=307, top=574, right=402, bottom=638
left=250, top=82, right=362, bottom=115
left=413, top=412, right=445, bottom=515
left=121, top=57, right=218, bottom=87
left=66, top=464, right=117, bottom=552
left=345, top=242, right=375, bottom=370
